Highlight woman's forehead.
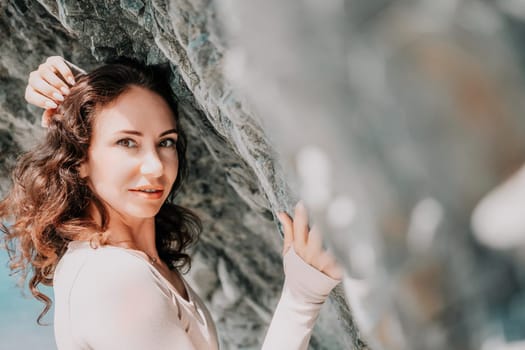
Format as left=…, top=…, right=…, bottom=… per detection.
left=91, top=86, right=177, bottom=137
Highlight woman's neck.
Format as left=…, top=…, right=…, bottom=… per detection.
left=87, top=202, right=160, bottom=262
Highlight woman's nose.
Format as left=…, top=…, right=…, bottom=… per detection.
left=140, top=151, right=164, bottom=177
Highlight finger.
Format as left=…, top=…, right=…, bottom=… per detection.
left=63, top=59, right=87, bottom=75
left=25, top=84, right=59, bottom=109
left=277, top=212, right=294, bottom=256
left=315, top=252, right=338, bottom=275
left=315, top=251, right=344, bottom=279
left=28, top=71, right=65, bottom=103
left=330, top=263, right=344, bottom=280
left=293, top=201, right=309, bottom=247
left=46, top=56, right=76, bottom=85
left=25, top=86, right=58, bottom=110
left=38, top=65, right=71, bottom=95
left=304, top=225, right=323, bottom=262
left=323, top=258, right=344, bottom=280
left=317, top=251, right=337, bottom=271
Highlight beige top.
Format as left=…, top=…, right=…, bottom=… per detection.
left=53, top=241, right=341, bottom=349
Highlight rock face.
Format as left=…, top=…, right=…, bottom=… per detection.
left=0, top=1, right=361, bottom=349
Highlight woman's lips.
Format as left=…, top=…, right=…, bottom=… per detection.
left=129, top=189, right=164, bottom=199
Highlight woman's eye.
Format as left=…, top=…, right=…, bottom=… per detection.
left=116, top=138, right=137, bottom=148
left=160, top=138, right=177, bottom=148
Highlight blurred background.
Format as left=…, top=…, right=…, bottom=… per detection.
left=218, top=1, right=525, bottom=349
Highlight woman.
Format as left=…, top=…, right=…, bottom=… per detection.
left=1, top=56, right=343, bottom=349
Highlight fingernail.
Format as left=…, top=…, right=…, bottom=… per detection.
left=45, top=100, right=58, bottom=109
left=52, top=92, right=64, bottom=101
left=67, top=76, right=76, bottom=85
left=61, top=86, right=70, bottom=95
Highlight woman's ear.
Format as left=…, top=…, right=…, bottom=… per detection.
left=78, top=162, right=88, bottom=179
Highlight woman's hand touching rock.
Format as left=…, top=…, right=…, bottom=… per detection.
left=278, top=201, right=343, bottom=280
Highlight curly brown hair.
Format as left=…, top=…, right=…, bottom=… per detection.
left=0, top=57, right=202, bottom=325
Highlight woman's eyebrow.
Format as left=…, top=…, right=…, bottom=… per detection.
left=115, top=129, right=178, bottom=137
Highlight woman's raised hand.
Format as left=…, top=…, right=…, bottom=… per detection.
left=24, top=56, right=76, bottom=127
left=278, top=201, right=344, bottom=280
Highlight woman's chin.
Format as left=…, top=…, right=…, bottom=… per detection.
left=120, top=205, right=162, bottom=219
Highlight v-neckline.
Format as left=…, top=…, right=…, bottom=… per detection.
left=68, top=240, right=193, bottom=304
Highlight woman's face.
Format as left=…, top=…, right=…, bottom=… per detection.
left=79, top=85, right=179, bottom=220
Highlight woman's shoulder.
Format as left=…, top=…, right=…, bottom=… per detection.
left=65, top=241, right=147, bottom=269
left=63, top=243, right=183, bottom=345
left=63, top=241, right=156, bottom=289
left=60, top=240, right=172, bottom=301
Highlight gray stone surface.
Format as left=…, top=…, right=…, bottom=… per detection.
left=0, top=0, right=360, bottom=349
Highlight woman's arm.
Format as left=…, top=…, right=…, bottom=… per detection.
left=261, top=246, right=341, bottom=350
left=262, top=202, right=343, bottom=350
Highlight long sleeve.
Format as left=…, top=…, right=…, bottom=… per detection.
left=261, top=246, right=341, bottom=350
left=68, top=250, right=197, bottom=350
